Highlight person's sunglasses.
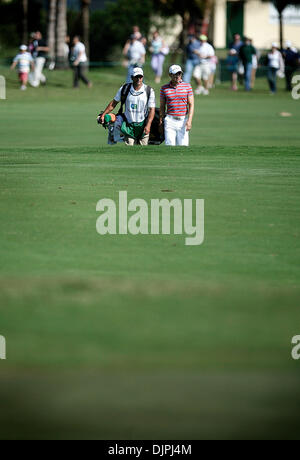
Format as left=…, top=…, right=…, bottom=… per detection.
left=133, top=75, right=143, bottom=79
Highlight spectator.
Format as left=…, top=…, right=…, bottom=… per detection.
left=239, top=37, right=257, bottom=91
left=10, top=45, right=34, bottom=90
left=28, top=32, right=36, bottom=55
left=193, top=35, right=215, bottom=95
left=132, top=25, right=142, bottom=40
left=226, top=48, right=239, bottom=91
left=282, top=41, right=300, bottom=92
left=150, top=31, right=168, bottom=84
left=123, top=35, right=146, bottom=83
left=267, top=42, right=284, bottom=95
left=228, top=33, right=244, bottom=88
left=98, top=67, right=155, bottom=146
left=29, top=31, right=49, bottom=87
left=229, top=33, right=243, bottom=53
left=159, top=65, right=194, bottom=146
left=183, top=34, right=200, bottom=84
left=71, top=35, right=92, bottom=88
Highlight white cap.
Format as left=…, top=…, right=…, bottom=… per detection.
left=285, top=40, right=292, bottom=48
left=132, top=67, right=144, bottom=77
left=169, top=64, right=182, bottom=75
left=272, top=42, right=278, bottom=48
left=20, top=44, right=27, bottom=51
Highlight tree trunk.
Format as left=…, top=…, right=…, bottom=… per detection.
left=81, top=0, right=91, bottom=59
left=279, top=10, right=283, bottom=50
left=22, top=0, right=28, bottom=44
left=47, top=0, right=57, bottom=61
left=56, top=0, right=67, bottom=67
left=201, top=0, right=214, bottom=39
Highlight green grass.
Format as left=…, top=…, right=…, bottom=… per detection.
left=0, top=66, right=300, bottom=439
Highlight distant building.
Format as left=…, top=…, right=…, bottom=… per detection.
left=213, top=0, right=300, bottom=48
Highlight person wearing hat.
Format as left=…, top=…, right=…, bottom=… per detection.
left=267, top=42, right=285, bottom=94
left=123, top=34, right=146, bottom=83
left=282, top=41, right=300, bottom=92
left=159, top=65, right=194, bottom=146
left=192, top=34, right=215, bottom=95
left=98, top=67, right=155, bottom=145
left=10, top=45, right=34, bottom=90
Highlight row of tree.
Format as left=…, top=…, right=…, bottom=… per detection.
left=21, top=0, right=90, bottom=64
left=17, top=0, right=300, bottom=63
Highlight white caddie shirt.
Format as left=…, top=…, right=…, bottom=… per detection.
left=73, top=42, right=87, bottom=63
left=114, top=83, right=156, bottom=123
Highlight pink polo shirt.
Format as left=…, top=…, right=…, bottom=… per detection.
left=160, top=81, right=193, bottom=117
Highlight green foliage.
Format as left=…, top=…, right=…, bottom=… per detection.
left=0, top=0, right=45, bottom=49
left=271, top=0, right=300, bottom=13
left=89, top=0, right=154, bottom=61
left=152, top=0, right=204, bottom=18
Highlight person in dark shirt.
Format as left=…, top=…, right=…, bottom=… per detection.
left=282, top=41, right=300, bottom=92
left=229, top=33, right=243, bottom=53
left=183, top=34, right=200, bottom=84
left=29, top=31, right=49, bottom=87
left=239, top=37, right=257, bottom=91
left=226, top=49, right=239, bottom=90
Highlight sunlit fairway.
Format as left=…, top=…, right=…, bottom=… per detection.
left=0, top=65, right=300, bottom=439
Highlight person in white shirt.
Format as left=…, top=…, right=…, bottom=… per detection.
left=123, top=35, right=146, bottom=83
left=98, top=67, right=155, bottom=145
left=267, top=42, right=284, bottom=94
left=72, top=35, right=92, bottom=88
left=192, top=34, right=215, bottom=95
left=10, top=45, right=34, bottom=90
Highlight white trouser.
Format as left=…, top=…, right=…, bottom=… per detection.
left=193, top=61, right=211, bottom=80
left=164, top=115, right=189, bottom=146
left=29, top=57, right=46, bottom=87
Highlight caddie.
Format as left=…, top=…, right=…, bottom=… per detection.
left=159, top=65, right=194, bottom=146
left=98, top=67, right=155, bottom=145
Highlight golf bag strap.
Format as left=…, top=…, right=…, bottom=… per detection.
left=117, top=83, right=131, bottom=116
left=144, top=85, right=153, bottom=121
left=146, top=85, right=151, bottom=103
